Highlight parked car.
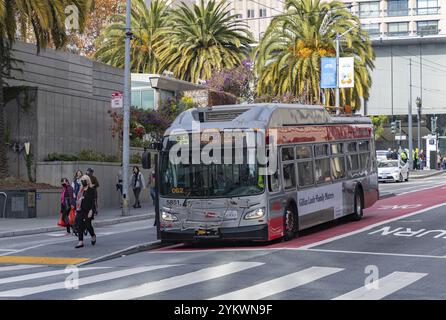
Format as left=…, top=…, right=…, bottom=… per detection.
left=376, top=150, right=389, bottom=161
left=378, top=159, right=409, bottom=183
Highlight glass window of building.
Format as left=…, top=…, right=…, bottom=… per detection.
left=259, top=8, right=267, bottom=17
left=362, top=23, right=380, bottom=37
left=247, top=9, right=255, bottom=18
left=387, top=22, right=409, bottom=36
left=131, top=89, right=155, bottom=110
left=417, top=0, right=439, bottom=14
left=359, top=1, right=380, bottom=18
left=417, top=20, right=439, bottom=35
left=387, top=0, right=408, bottom=16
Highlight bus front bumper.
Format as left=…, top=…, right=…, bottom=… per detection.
left=160, top=224, right=269, bottom=242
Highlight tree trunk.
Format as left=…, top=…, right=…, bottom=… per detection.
left=0, top=76, right=8, bottom=178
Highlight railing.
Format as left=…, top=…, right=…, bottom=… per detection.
left=0, top=192, right=7, bottom=218
left=383, top=8, right=409, bottom=17
left=358, top=10, right=381, bottom=18
left=386, top=31, right=410, bottom=37
left=415, top=6, right=440, bottom=15
left=417, top=28, right=440, bottom=36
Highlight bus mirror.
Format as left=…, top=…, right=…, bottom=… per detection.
left=142, top=151, right=151, bottom=169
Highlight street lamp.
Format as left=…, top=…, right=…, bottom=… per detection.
left=335, top=24, right=358, bottom=115
left=416, top=96, right=422, bottom=154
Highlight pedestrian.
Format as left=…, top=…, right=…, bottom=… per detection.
left=71, top=170, right=83, bottom=200
left=86, top=168, right=99, bottom=215
left=74, top=175, right=96, bottom=249
left=116, top=164, right=123, bottom=208
left=60, top=178, right=75, bottom=235
left=386, top=148, right=392, bottom=160
left=130, top=166, right=145, bottom=208
left=443, top=156, right=446, bottom=170
left=391, top=149, right=398, bottom=160
left=148, top=168, right=156, bottom=205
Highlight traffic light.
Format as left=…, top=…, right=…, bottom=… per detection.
left=391, top=121, right=396, bottom=134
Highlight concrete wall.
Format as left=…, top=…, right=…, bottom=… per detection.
left=5, top=42, right=123, bottom=168
left=36, top=189, right=60, bottom=218
left=36, top=162, right=152, bottom=210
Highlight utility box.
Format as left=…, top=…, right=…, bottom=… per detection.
left=430, top=151, right=437, bottom=169
left=0, top=190, right=37, bottom=218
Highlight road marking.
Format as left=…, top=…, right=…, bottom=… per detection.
left=0, top=256, right=89, bottom=265
left=0, top=265, right=178, bottom=298
left=0, top=264, right=42, bottom=272
left=299, top=202, right=446, bottom=250
left=333, top=271, right=427, bottom=300
left=300, top=248, right=446, bottom=259
left=79, top=261, right=264, bottom=300
left=209, top=266, right=344, bottom=300
left=0, top=267, right=107, bottom=285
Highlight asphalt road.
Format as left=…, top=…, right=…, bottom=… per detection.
left=1, top=175, right=446, bottom=300
left=378, top=173, right=446, bottom=197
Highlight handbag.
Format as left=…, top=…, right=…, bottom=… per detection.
left=68, top=208, right=76, bottom=226
left=57, top=212, right=67, bottom=227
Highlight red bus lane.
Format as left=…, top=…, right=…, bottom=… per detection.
left=156, top=184, right=446, bottom=252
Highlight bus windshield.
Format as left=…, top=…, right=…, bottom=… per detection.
left=159, top=151, right=265, bottom=198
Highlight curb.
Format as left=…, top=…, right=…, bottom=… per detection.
left=0, top=213, right=154, bottom=239
left=77, top=240, right=164, bottom=267
left=379, top=193, right=396, bottom=200
left=410, top=171, right=446, bottom=179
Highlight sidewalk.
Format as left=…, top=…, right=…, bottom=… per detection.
left=410, top=169, right=446, bottom=179
left=0, top=204, right=155, bottom=238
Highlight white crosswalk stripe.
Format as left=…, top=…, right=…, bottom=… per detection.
left=0, top=265, right=42, bottom=272
left=0, top=267, right=108, bottom=285
left=0, top=265, right=179, bottom=297
left=209, top=266, right=344, bottom=300
left=332, top=271, right=427, bottom=300
left=78, top=261, right=264, bottom=300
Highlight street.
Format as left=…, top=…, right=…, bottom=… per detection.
left=0, top=174, right=445, bottom=299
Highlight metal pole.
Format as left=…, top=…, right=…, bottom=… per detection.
left=122, top=0, right=132, bottom=216
left=335, top=34, right=340, bottom=115
left=390, top=45, right=394, bottom=118
left=417, top=104, right=421, bottom=153
left=408, top=59, right=413, bottom=171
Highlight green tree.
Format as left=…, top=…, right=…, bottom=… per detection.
left=155, top=0, right=253, bottom=83
left=94, top=0, right=169, bottom=73
left=0, top=0, right=90, bottom=178
left=370, top=115, right=388, bottom=140
left=255, top=0, right=375, bottom=111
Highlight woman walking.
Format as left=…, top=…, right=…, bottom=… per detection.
left=74, top=175, right=97, bottom=249
left=60, top=178, right=75, bottom=235
left=72, top=170, right=83, bottom=199
left=130, top=166, right=145, bottom=208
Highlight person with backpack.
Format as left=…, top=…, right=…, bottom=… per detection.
left=130, top=166, right=145, bottom=208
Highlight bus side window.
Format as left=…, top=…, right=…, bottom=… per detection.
left=297, top=161, right=314, bottom=187
left=283, top=163, right=296, bottom=190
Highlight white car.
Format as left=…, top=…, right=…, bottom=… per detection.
left=376, top=150, right=389, bottom=161
left=378, top=159, right=409, bottom=183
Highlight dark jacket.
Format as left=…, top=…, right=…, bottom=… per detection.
left=78, top=188, right=95, bottom=218
left=62, top=185, right=75, bottom=209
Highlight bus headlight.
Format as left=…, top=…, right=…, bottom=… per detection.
left=244, top=208, right=265, bottom=220
left=161, top=211, right=178, bottom=222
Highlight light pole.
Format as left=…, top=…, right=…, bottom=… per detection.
left=408, top=59, right=413, bottom=171
left=335, top=25, right=358, bottom=115
left=122, top=0, right=132, bottom=216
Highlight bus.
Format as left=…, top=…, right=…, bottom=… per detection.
left=156, top=103, right=379, bottom=242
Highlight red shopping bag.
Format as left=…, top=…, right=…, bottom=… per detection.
left=68, top=208, right=76, bottom=226
left=57, top=212, right=67, bottom=227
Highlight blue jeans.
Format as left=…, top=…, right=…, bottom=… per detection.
left=150, top=188, right=156, bottom=202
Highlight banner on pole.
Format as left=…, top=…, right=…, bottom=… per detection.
left=320, top=57, right=337, bottom=89
left=338, top=57, right=354, bottom=88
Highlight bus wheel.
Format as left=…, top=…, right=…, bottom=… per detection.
left=350, top=189, right=363, bottom=221
left=284, top=206, right=298, bottom=241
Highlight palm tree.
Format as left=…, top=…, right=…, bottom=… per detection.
left=155, top=0, right=253, bottom=83
left=0, top=0, right=90, bottom=178
left=255, top=0, right=375, bottom=111
left=94, top=0, right=169, bottom=73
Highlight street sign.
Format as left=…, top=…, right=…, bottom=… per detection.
left=395, top=135, right=407, bottom=140
left=320, top=58, right=337, bottom=88
left=111, top=91, right=123, bottom=109
left=338, top=57, right=354, bottom=88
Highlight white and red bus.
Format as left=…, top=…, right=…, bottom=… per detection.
left=157, top=104, right=379, bottom=242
